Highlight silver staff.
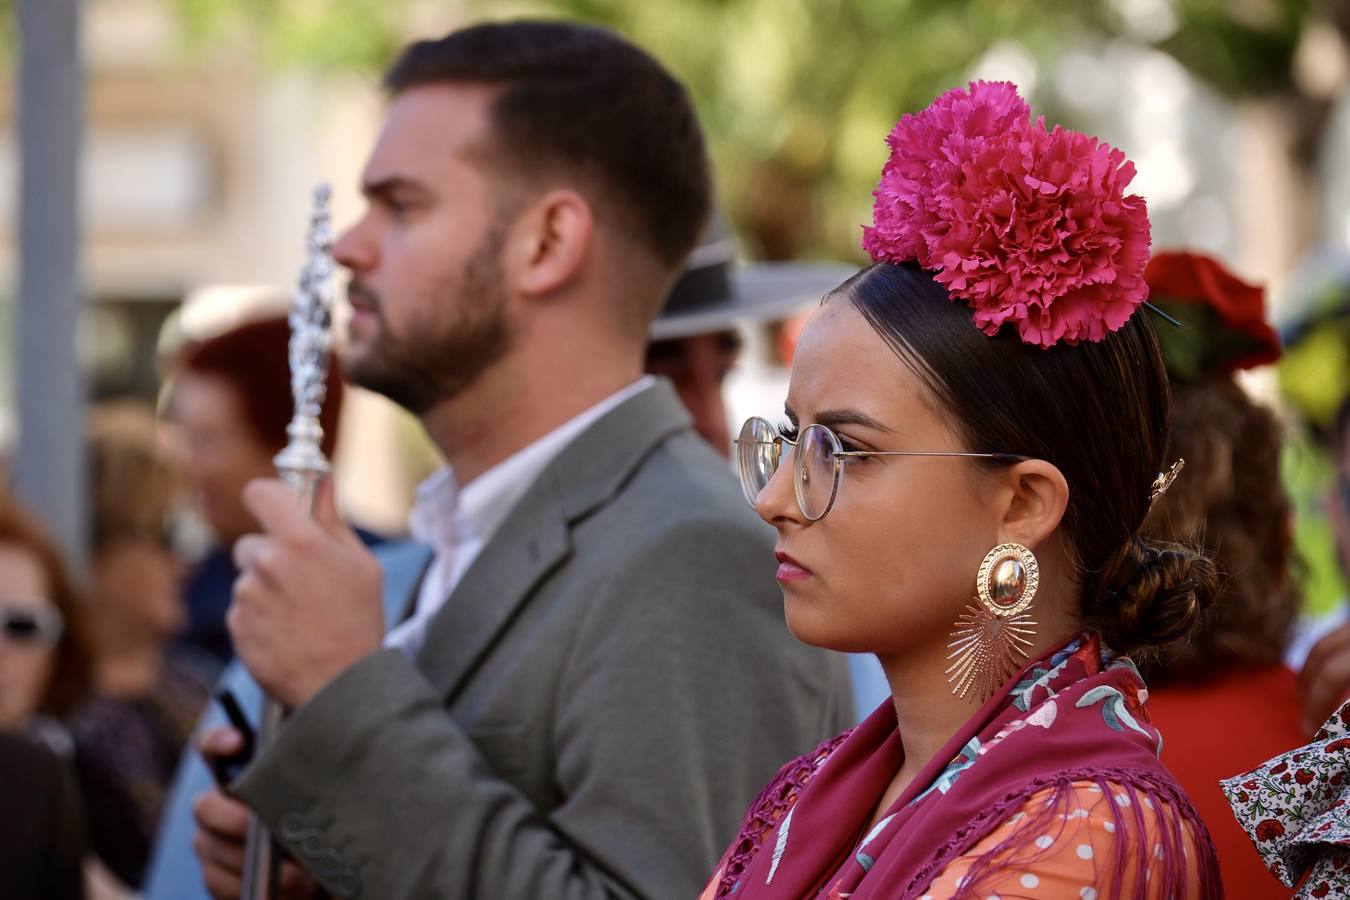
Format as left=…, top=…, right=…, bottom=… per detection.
left=241, top=184, right=336, bottom=900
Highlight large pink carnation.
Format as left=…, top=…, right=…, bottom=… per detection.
left=863, top=82, right=1151, bottom=348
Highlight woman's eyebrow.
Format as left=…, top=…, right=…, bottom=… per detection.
left=814, top=408, right=892, bottom=432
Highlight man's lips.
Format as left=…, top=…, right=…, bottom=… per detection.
left=775, top=550, right=812, bottom=582
left=346, top=283, right=380, bottom=315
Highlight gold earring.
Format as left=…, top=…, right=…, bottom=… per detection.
left=946, top=543, right=1039, bottom=704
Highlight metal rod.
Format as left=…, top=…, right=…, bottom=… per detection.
left=240, top=185, right=336, bottom=900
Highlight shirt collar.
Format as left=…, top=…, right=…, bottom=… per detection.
left=407, top=376, right=656, bottom=555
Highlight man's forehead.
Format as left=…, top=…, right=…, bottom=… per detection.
left=366, top=83, right=498, bottom=174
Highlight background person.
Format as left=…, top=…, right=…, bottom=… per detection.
left=67, top=403, right=214, bottom=889
left=166, top=314, right=353, bottom=666
left=1138, top=250, right=1304, bottom=899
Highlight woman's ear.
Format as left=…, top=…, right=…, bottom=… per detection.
left=505, top=189, right=593, bottom=298
left=996, top=458, right=1069, bottom=550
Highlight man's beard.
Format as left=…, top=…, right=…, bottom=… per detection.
left=342, top=224, right=513, bottom=415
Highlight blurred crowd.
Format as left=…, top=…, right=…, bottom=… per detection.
left=5, top=236, right=1350, bottom=899
left=1, top=21, right=1350, bottom=900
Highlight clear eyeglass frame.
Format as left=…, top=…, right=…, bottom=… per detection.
left=734, top=415, right=1026, bottom=522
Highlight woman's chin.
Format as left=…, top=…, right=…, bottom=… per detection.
left=784, top=595, right=868, bottom=653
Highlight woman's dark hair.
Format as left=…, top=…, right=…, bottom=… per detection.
left=1144, top=375, right=1299, bottom=681
left=843, top=262, right=1219, bottom=656
left=0, top=492, right=92, bottom=717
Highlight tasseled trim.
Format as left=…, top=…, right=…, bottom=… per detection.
left=713, top=731, right=852, bottom=899
left=913, top=767, right=1223, bottom=900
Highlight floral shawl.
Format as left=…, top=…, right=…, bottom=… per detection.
left=711, top=634, right=1221, bottom=899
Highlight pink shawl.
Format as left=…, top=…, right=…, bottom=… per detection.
left=714, top=634, right=1221, bottom=898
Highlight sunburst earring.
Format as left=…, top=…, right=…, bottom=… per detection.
left=946, top=543, right=1039, bottom=703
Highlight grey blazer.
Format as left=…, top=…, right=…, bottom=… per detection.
left=235, top=380, right=854, bottom=900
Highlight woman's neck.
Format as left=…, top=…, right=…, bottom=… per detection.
left=877, top=641, right=978, bottom=793
left=877, top=617, right=1084, bottom=797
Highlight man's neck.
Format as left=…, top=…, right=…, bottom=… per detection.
left=419, top=357, right=642, bottom=487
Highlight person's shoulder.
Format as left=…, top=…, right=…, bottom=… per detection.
left=0, top=730, right=64, bottom=778
left=606, top=429, right=767, bottom=541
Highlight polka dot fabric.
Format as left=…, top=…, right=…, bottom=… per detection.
left=924, top=782, right=1206, bottom=898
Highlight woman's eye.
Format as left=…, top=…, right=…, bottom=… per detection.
left=836, top=434, right=872, bottom=457
left=778, top=421, right=799, bottom=441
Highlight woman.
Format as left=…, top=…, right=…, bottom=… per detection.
left=1140, top=251, right=1304, bottom=899
left=705, top=82, right=1221, bottom=898
left=0, top=492, right=115, bottom=898
left=70, top=403, right=212, bottom=889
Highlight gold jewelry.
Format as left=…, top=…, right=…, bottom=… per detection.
left=1148, top=458, right=1185, bottom=508
left=946, top=543, right=1039, bottom=703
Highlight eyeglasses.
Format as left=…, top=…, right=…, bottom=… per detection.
left=0, top=603, right=64, bottom=647
left=734, top=416, right=1025, bottom=522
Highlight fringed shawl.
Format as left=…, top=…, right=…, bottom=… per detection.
left=711, top=634, right=1222, bottom=899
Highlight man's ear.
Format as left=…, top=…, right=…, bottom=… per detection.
left=995, top=458, right=1070, bottom=550
left=505, top=189, right=593, bottom=298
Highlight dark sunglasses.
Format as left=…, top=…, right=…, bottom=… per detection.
left=0, top=603, right=64, bottom=646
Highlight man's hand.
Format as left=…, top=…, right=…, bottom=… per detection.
left=229, top=477, right=384, bottom=709
left=192, top=728, right=320, bottom=900
left=1299, top=621, right=1350, bottom=735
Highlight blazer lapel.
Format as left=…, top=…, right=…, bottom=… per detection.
left=414, top=380, right=693, bottom=702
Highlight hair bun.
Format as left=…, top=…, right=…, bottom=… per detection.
left=1092, top=537, right=1220, bottom=655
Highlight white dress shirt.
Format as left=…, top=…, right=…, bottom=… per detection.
left=383, top=376, right=656, bottom=659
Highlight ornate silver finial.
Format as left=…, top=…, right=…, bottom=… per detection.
left=273, top=183, right=335, bottom=495
left=1148, top=458, right=1185, bottom=508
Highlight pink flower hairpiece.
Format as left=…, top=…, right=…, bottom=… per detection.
left=862, top=81, right=1152, bottom=349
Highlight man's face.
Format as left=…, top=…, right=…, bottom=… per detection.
left=644, top=330, right=742, bottom=457
left=335, top=84, right=515, bottom=414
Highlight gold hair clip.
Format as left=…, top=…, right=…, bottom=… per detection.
left=1149, top=459, right=1185, bottom=506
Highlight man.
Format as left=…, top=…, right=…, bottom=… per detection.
left=190, top=21, right=852, bottom=900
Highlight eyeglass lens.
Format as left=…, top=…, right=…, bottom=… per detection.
left=735, top=417, right=780, bottom=509
left=797, top=424, right=839, bottom=521
left=735, top=418, right=843, bottom=521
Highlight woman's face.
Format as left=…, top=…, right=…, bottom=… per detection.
left=0, top=542, right=58, bottom=729
left=756, top=300, right=1004, bottom=656
left=91, top=538, right=184, bottom=640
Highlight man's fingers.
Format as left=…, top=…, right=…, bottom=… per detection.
left=192, top=788, right=250, bottom=900
left=278, top=860, right=321, bottom=899
left=197, top=727, right=244, bottom=762
left=193, top=788, right=251, bottom=839
left=243, top=478, right=312, bottom=539
left=193, top=826, right=247, bottom=875
left=198, top=852, right=244, bottom=900
left=231, top=535, right=273, bottom=578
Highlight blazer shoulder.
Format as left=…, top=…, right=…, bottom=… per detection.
left=607, top=430, right=767, bottom=536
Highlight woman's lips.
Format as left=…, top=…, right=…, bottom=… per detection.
left=775, top=550, right=812, bottom=582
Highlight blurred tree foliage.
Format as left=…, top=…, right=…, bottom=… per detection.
left=145, top=0, right=1347, bottom=261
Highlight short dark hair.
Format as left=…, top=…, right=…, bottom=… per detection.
left=843, top=263, right=1219, bottom=657
left=179, top=316, right=345, bottom=458
left=383, top=20, right=711, bottom=270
